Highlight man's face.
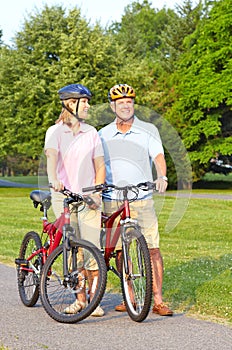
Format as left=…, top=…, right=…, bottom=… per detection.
left=111, top=97, right=134, bottom=121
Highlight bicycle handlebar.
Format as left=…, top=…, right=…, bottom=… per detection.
left=48, top=184, right=95, bottom=206
left=61, top=188, right=95, bottom=206
left=50, top=182, right=156, bottom=206
left=82, top=181, right=156, bottom=193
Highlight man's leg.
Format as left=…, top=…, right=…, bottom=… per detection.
left=150, top=248, right=173, bottom=316
left=149, top=248, right=163, bottom=305
left=133, top=199, right=173, bottom=316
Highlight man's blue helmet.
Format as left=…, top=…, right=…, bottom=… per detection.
left=58, top=84, right=92, bottom=100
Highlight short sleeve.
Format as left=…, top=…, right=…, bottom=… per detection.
left=147, top=124, right=164, bottom=159
left=44, top=124, right=60, bottom=151
left=93, top=130, right=104, bottom=158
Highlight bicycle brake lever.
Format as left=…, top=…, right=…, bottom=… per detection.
left=147, top=181, right=156, bottom=190
left=137, top=181, right=156, bottom=191
left=83, top=196, right=95, bottom=205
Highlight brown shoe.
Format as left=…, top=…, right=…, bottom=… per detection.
left=152, top=303, right=173, bottom=316
left=115, top=301, right=126, bottom=312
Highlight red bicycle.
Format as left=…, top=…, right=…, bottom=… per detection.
left=15, top=188, right=107, bottom=324
left=83, top=181, right=155, bottom=322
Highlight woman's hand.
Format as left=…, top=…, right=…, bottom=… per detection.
left=50, top=179, right=64, bottom=192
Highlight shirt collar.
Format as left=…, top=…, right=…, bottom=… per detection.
left=62, top=121, right=92, bottom=133
left=110, top=116, right=141, bottom=137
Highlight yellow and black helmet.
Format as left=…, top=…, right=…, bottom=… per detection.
left=108, top=84, right=136, bottom=102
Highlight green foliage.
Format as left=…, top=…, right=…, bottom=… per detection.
left=165, top=0, right=232, bottom=178
left=157, top=0, right=204, bottom=72
left=110, top=0, right=173, bottom=57
left=0, top=0, right=231, bottom=184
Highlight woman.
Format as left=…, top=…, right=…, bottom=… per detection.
left=44, top=83, right=105, bottom=317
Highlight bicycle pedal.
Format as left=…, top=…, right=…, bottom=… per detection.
left=15, top=258, right=29, bottom=266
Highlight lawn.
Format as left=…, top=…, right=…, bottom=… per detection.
left=0, top=179, right=231, bottom=326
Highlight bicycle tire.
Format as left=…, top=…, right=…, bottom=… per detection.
left=120, top=226, right=153, bottom=322
left=40, top=239, right=107, bottom=324
left=16, top=231, right=42, bottom=307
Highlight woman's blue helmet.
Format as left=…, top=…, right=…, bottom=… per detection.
left=58, top=84, right=92, bottom=100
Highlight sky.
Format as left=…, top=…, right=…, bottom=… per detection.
left=0, top=0, right=187, bottom=45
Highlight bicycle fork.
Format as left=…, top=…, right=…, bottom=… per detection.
left=121, top=220, right=141, bottom=276
left=62, top=224, right=78, bottom=277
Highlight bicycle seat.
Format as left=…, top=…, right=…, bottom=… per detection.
left=30, top=190, right=52, bottom=210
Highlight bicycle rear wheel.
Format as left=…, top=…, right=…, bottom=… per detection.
left=40, top=239, right=107, bottom=323
left=121, top=226, right=152, bottom=322
left=16, top=231, right=42, bottom=307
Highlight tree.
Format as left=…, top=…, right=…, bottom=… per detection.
left=0, top=5, right=137, bottom=174
left=167, top=0, right=232, bottom=178
left=110, top=0, right=174, bottom=58
left=157, top=0, right=204, bottom=72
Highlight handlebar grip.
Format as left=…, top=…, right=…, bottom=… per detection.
left=82, top=186, right=96, bottom=193
left=82, top=184, right=105, bottom=193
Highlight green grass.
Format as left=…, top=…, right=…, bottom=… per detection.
left=156, top=196, right=232, bottom=325
left=203, top=172, right=232, bottom=182
left=194, top=172, right=232, bottom=190
left=0, top=187, right=231, bottom=327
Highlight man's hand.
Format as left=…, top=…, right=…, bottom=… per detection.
left=154, top=178, right=168, bottom=193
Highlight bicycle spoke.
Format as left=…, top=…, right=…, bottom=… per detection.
left=121, top=227, right=152, bottom=322
left=40, top=241, right=107, bottom=323
left=16, top=231, right=42, bottom=307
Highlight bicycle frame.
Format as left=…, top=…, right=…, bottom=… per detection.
left=82, top=182, right=154, bottom=274
left=102, top=197, right=138, bottom=274
left=18, top=196, right=73, bottom=274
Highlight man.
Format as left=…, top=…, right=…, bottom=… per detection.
left=99, top=84, right=173, bottom=316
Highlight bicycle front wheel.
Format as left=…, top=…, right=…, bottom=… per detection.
left=40, top=239, right=107, bottom=323
left=121, top=226, right=152, bottom=322
left=16, top=231, right=42, bottom=307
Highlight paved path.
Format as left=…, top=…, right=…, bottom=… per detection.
left=0, top=263, right=231, bottom=350
left=166, top=192, right=232, bottom=200
left=0, top=179, right=36, bottom=188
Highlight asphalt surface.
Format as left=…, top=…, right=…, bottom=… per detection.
left=0, top=180, right=36, bottom=188
left=0, top=263, right=231, bottom=350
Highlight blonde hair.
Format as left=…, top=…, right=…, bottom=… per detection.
left=55, top=99, right=77, bottom=124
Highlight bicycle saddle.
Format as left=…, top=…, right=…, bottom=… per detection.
left=30, top=190, right=52, bottom=210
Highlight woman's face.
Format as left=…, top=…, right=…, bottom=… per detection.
left=77, top=98, right=90, bottom=120
left=62, top=98, right=90, bottom=127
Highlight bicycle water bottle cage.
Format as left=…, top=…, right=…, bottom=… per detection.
left=30, top=190, right=52, bottom=211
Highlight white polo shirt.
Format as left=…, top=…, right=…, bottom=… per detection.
left=44, top=122, right=104, bottom=193
left=99, top=116, right=164, bottom=200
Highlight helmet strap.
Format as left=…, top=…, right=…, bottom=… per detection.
left=116, top=113, right=135, bottom=124
left=114, top=101, right=134, bottom=123
left=61, top=101, right=84, bottom=122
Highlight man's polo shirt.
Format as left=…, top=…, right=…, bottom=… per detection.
left=44, top=122, right=103, bottom=193
left=99, top=116, right=164, bottom=200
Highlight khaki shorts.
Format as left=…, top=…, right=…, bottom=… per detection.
left=51, top=190, right=101, bottom=249
left=103, top=198, right=159, bottom=250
